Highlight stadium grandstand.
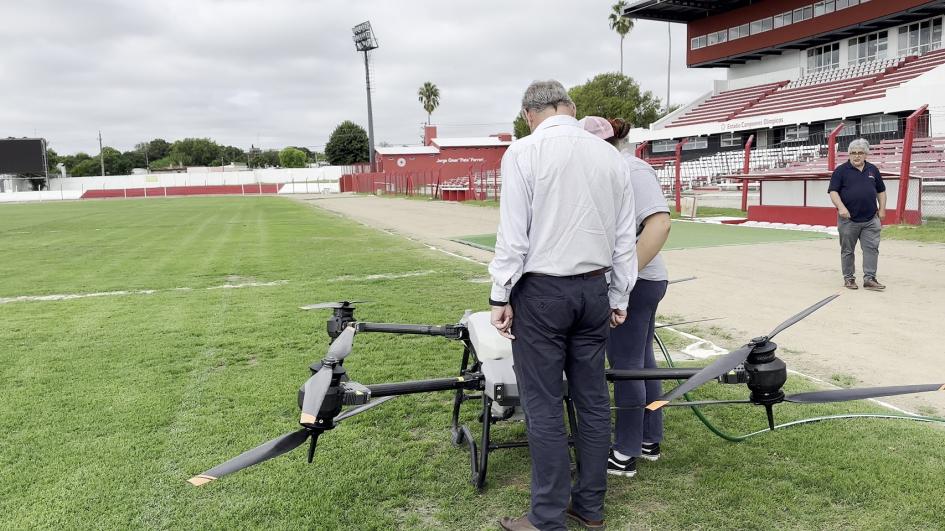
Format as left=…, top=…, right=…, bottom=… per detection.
left=625, top=0, right=945, bottom=222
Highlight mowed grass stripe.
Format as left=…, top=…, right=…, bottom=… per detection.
left=454, top=220, right=830, bottom=253
left=1, top=197, right=944, bottom=529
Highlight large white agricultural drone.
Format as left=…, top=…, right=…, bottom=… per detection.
left=188, top=295, right=944, bottom=489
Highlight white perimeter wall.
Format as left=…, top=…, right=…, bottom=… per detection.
left=761, top=177, right=919, bottom=209
left=0, top=167, right=346, bottom=203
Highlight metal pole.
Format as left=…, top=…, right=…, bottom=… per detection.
left=898, top=105, right=928, bottom=223
left=827, top=123, right=845, bottom=171
left=98, top=131, right=105, bottom=177
left=674, top=138, right=686, bottom=213
left=364, top=51, right=376, bottom=173
left=742, top=134, right=754, bottom=212
left=666, top=22, right=672, bottom=112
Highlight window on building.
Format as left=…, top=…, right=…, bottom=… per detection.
left=793, top=6, right=813, bottom=23
left=691, top=35, right=707, bottom=50
left=785, top=125, right=810, bottom=142
left=808, top=42, right=840, bottom=73
left=751, top=17, right=773, bottom=35
left=774, top=11, right=792, bottom=28
left=860, top=114, right=899, bottom=134
left=721, top=132, right=743, bottom=147
left=898, top=18, right=943, bottom=56
left=682, top=137, right=709, bottom=150
left=652, top=140, right=677, bottom=153
left=814, top=1, right=835, bottom=17
left=825, top=120, right=857, bottom=136
left=848, top=31, right=888, bottom=64
left=729, top=23, right=750, bottom=40
left=836, top=0, right=860, bottom=10
left=707, top=29, right=728, bottom=46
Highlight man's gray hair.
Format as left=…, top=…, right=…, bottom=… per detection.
left=521, top=80, right=575, bottom=112
left=848, top=138, right=870, bottom=154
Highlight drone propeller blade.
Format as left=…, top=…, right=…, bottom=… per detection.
left=655, top=317, right=723, bottom=329
left=187, top=429, right=310, bottom=486
left=785, top=383, right=945, bottom=404
left=299, top=368, right=333, bottom=425
left=765, top=294, right=839, bottom=341
left=647, top=344, right=754, bottom=410
left=300, top=300, right=369, bottom=310
left=327, top=326, right=356, bottom=361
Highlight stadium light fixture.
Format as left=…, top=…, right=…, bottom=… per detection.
left=352, top=21, right=378, bottom=172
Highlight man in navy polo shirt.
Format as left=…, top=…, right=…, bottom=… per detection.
left=828, top=138, right=887, bottom=291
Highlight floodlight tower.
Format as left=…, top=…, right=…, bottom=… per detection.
left=352, top=21, right=379, bottom=173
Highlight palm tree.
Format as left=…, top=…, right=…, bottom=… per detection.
left=608, top=1, right=634, bottom=75
left=417, top=82, right=440, bottom=125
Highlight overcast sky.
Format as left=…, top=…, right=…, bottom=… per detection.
left=0, top=0, right=725, bottom=155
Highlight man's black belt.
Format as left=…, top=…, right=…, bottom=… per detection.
left=526, top=267, right=610, bottom=280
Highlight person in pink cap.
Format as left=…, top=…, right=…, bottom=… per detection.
left=579, top=115, right=672, bottom=479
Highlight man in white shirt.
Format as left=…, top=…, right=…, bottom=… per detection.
left=492, top=80, right=637, bottom=531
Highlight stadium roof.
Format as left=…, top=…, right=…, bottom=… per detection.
left=375, top=146, right=439, bottom=155
left=623, top=0, right=754, bottom=23
left=431, top=137, right=512, bottom=148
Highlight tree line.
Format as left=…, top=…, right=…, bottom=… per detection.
left=46, top=138, right=323, bottom=177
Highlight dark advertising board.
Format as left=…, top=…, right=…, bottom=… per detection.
left=0, top=138, right=47, bottom=174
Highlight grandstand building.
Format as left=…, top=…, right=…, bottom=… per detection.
left=627, top=0, right=945, bottom=149
left=625, top=0, right=945, bottom=224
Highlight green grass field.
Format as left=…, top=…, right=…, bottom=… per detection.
left=454, top=220, right=830, bottom=252
left=2, top=197, right=944, bottom=530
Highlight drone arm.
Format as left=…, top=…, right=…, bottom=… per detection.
left=608, top=368, right=700, bottom=381
left=355, top=322, right=466, bottom=340
left=366, top=373, right=483, bottom=398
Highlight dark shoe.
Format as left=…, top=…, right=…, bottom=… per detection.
left=607, top=449, right=637, bottom=477
left=863, top=277, right=885, bottom=291
left=498, top=515, right=539, bottom=530
left=641, top=442, right=661, bottom=461
left=566, top=506, right=606, bottom=529
left=844, top=278, right=858, bottom=290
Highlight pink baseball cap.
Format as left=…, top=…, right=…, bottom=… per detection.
left=579, top=116, right=614, bottom=140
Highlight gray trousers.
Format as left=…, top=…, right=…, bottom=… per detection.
left=607, top=279, right=668, bottom=456
left=837, top=215, right=881, bottom=280
left=510, top=274, right=612, bottom=531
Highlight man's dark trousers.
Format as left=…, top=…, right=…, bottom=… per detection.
left=510, top=273, right=612, bottom=531
left=838, top=215, right=881, bottom=281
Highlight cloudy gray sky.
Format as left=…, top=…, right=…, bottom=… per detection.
left=0, top=0, right=724, bottom=155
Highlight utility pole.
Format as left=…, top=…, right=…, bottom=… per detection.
left=666, top=22, right=672, bottom=113
left=99, top=130, right=105, bottom=176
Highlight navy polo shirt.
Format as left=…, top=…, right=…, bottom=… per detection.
left=828, top=161, right=886, bottom=222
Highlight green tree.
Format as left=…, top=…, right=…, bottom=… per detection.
left=279, top=147, right=307, bottom=168
left=46, top=148, right=59, bottom=171
left=417, top=82, right=440, bottom=125
left=568, top=73, right=662, bottom=128
left=122, top=149, right=147, bottom=170
left=101, top=147, right=132, bottom=175
left=513, top=114, right=530, bottom=139
left=324, top=121, right=369, bottom=165
left=168, top=138, right=222, bottom=167
left=220, top=145, right=246, bottom=166
left=70, top=158, right=100, bottom=177
left=608, top=1, right=634, bottom=75
left=248, top=150, right=280, bottom=168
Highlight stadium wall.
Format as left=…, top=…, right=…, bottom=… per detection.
left=687, top=0, right=935, bottom=66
